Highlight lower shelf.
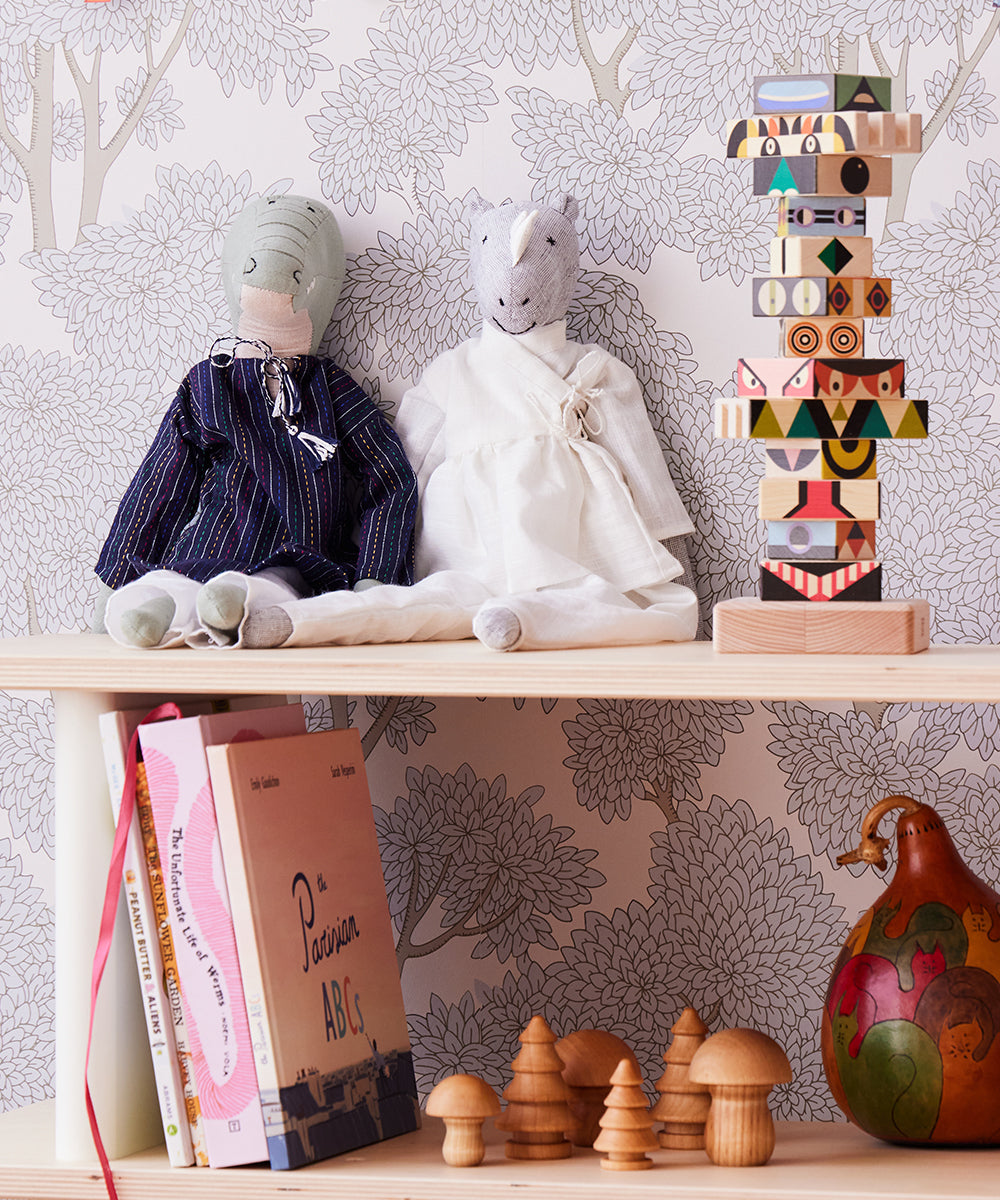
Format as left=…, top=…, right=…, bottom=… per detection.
left=3, top=1103, right=1000, bottom=1200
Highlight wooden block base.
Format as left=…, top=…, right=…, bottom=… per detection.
left=713, top=597, right=930, bottom=655
left=600, top=1154, right=654, bottom=1170
left=505, top=1138, right=573, bottom=1160
left=658, top=1128, right=706, bottom=1149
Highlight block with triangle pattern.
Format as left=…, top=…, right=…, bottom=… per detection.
left=770, top=235, right=873, bottom=278
left=753, top=74, right=893, bottom=115
left=764, top=439, right=877, bottom=480
left=746, top=397, right=926, bottom=439
left=760, top=558, right=882, bottom=601
left=753, top=154, right=892, bottom=197
left=766, top=519, right=876, bottom=561
left=759, top=479, right=879, bottom=521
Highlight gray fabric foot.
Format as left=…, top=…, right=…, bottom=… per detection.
left=196, top=580, right=247, bottom=636
left=473, top=604, right=522, bottom=651
left=241, top=605, right=294, bottom=648
left=118, top=595, right=176, bottom=649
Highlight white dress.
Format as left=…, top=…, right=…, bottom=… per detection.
left=271, top=320, right=699, bottom=649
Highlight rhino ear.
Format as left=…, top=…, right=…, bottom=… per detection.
left=467, top=190, right=495, bottom=221
left=555, top=193, right=579, bottom=223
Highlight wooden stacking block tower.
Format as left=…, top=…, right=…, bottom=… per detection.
left=714, top=73, right=929, bottom=655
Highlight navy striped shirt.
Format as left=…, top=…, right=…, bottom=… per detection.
left=96, top=356, right=417, bottom=595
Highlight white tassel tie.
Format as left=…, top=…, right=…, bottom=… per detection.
left=209, top=337, right=339, bottom=465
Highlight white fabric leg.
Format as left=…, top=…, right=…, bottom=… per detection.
left=103, top=570, right=201, bottom=649
left=187, top=567, right=306, bottom=648
left=277, top=571, right=489, bottom=646
left=476, top=574, right=699, bottom=650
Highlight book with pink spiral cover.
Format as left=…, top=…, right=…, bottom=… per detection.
left=139, top=702, right=306, bottom=1167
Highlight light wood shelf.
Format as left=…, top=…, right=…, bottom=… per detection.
left=2, top=1102, right=999, bottom=1200
left=0, top=633, right=999, bottom=700
left=1, top=632, right=997, bottom=1198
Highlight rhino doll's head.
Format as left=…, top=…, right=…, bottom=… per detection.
left=220, top=194, right=345, bottom=356
left=468, top=193, right=580, bottom=336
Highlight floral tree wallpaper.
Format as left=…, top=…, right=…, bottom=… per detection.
left=1, top=0, right=999, bottom=1127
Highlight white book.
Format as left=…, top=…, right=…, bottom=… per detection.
left=100, top=706, right=198, bottom=1168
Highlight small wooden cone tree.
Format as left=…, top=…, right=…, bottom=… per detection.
left=593, top=1058, right=659, bottom=1171
left=651, top=1006, right=711, bottom=1149
left=495, top=1015, right=573, bottom=1160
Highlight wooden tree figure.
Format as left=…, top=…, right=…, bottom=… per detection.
left=651, top=1006, right=711, bottom=1149
left=593, top=1058, right=659, bottom=1171
left=495, top=1015, right=573, bottom=1160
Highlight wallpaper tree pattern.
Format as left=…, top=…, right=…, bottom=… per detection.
left=1, top=0, right=999, bottom=1122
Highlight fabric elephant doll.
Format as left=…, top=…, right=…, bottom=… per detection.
left=94, top=194, right=418, bottom=649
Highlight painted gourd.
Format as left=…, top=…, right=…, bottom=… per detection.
left=822, top=794, right=1000, bottom=1144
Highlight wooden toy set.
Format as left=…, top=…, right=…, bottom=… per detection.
left=713, top=74, right=931, bottom=655
left=424, top=1011, right=791, bottom=1171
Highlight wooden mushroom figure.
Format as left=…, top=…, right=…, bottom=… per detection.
left=555, top=1029, right=641, bottom=1147
left=687, top=1028, right=792, bottom=1167
left=425, top=1073, right=502, bottom=1167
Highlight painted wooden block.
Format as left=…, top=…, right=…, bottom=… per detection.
left=816, top=154, right=892, bottom=196
left=714, top=396, right=751, bottom=438
left=713, top=597, right=930, bottom=654
left=828, top=277, right=891, bottom=316
left=760, top=558, right=882, bottom=601
left=770, top=235, right=873, bottom=277
left=765, top=519, right=876, bottom=561
left=737, top=357, right=904, bottom=400
left=753, top=276, right=891, bottom=317
left=747, top=397, right=927, bottom=439
left=753, top=74, right=893, bottom=115
left=783, top=316, right=864, bottom=357
left=819, top=439, right=878, bottom=478
left=763, top=439, right=876, bottom=480
left=777, top=196, right=865, bottom=236
left=758, top=479, right=879, bottom=521
left=753, top=154, right=892, bottom=197
left=727, top=113, right=920, bottom=158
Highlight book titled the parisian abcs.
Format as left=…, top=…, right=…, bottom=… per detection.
left=206, top=727, right=419, bottom=1170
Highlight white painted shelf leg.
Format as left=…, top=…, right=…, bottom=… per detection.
left=52, top=689, right=162, bottom=1162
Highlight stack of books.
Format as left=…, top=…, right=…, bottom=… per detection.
left=101, top=700, right=420, bottom=1171
left=712, top=72, right=931, bottom=655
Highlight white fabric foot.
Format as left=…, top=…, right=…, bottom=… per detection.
left=473, top=604, right=523, bottom=651
left=242, top=606, right=294, bottom=648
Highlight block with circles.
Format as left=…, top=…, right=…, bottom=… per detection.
left=777, top=196, right=866, bottom=237
left=782, top=315, right=864, bottom=357
left=765, top=519, right=876, bottom=561
left=754, top=154, right=892, bottom=197
left=752, top=276, right=891, bottom=318
left=727, top=112, right=920, bottom=158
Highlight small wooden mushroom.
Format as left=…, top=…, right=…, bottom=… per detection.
left=555, top=1029, right=641, bottom=1147
left=687, top=1028, right=792, bottom=1167
left=425, top=1073, right=502, bottom=1166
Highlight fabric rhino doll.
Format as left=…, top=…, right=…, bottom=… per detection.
left=94, top=194, right=418, bottom=649
left=243, top=191, right=698, bottom=651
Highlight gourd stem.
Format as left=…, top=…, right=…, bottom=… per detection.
left=837, top=794, right=923, bottom=870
